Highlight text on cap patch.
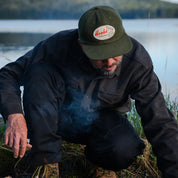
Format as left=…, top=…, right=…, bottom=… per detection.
left=93, top=25, right=115, bottom=40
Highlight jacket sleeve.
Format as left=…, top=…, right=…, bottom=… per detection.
left=0, top=39, right=48, bottom=121
left=130, top=63, right=178, bottom=178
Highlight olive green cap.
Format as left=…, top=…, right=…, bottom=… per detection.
left=78, top=6, right=133, bottom=60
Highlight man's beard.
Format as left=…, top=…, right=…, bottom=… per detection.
left=100, top=63, right=118, bottom=76
left=94, top=58, right=122, bottom=76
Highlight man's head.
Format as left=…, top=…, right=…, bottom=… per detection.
left=78, top=6, right=132, bottom=60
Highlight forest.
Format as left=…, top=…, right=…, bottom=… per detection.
left=0, top=0, right=178, bottom=19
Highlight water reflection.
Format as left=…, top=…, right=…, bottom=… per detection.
left=0, top=19, right=177, bottom=99
left=0, top=33, right=51, bottom=47
left=130, top=32, right=178, bottom=86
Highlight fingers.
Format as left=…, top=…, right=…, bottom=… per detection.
left=9, top=132, right=14, bottom=147
left=13, top=136, right=20, bottom=158
left=4, top=131, right=9, bottom=145
left=19, top=137, right=27, bottom=158
left=19, top=140, right=32, bottom=158
left=4, top=130, right=13, bottom=147
left=27, top=143, right=32, bottom=149
left=5, top=131, right=32, bottom=158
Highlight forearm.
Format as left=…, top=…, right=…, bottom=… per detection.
left=0, top=41, right=47, bottom=120
left=135, top=92, right=178, bottom=178
left=131, top=67, right=178, bottom=177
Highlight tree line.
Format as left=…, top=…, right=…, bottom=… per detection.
left=0, top=0, right=178, bottom=19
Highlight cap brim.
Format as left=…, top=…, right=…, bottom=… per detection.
left=81, top=33, right=133, bottom=60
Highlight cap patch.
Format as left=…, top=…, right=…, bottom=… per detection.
left=93, top=25, right=115, bottom=40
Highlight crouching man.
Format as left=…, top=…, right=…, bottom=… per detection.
left=0, top=6, right=178, bottom=178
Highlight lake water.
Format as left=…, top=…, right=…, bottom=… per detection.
left=0, top=19, right=178, bottom=99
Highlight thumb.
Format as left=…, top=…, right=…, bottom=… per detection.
left=26, top=143, right=32, bottom=149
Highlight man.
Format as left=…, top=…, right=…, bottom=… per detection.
left=0, top=6, right=177, bottom=178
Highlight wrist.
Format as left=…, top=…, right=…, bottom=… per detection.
left=7, top=113, right=24, bottom=120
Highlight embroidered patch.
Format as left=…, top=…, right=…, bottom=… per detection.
left=93, top=25, right=115, bottom=40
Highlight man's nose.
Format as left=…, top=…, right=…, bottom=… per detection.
left=104, top=58, right=114, bottom=66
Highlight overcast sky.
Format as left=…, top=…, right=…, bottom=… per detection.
left=161, top=0, right=178, bottom=4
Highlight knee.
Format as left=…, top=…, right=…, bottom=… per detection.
left=85, top=138, right=145, bottom=171
left=85, top=110, right=145, bottom=170
left=111, top=137, right=145, bottom=170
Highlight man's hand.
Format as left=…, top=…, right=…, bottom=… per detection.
left=4, top=113, right=32, bottom=158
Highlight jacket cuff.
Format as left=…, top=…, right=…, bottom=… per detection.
left=1, top=103, right=23, bottom=122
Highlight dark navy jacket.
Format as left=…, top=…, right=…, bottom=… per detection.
left=0, top=29, right=177, bottom=177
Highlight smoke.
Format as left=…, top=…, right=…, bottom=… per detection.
left=58, top=86, right=99, bottom=141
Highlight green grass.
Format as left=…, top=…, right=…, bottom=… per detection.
left=127, top=101, right=145, bottom=137
left=0, top=95, right=177, bottom=177
left=165, top=95, right=178, bottom=120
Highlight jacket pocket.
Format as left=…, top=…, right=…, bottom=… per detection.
left=97, top=91, right=121, bottom=105
left=97, top=91, right=131, bottom=113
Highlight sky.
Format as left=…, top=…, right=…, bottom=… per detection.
left=161, top=0, right=178, bottom=4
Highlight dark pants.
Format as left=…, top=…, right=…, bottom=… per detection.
left=23, top=63, right=145, bottom=171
